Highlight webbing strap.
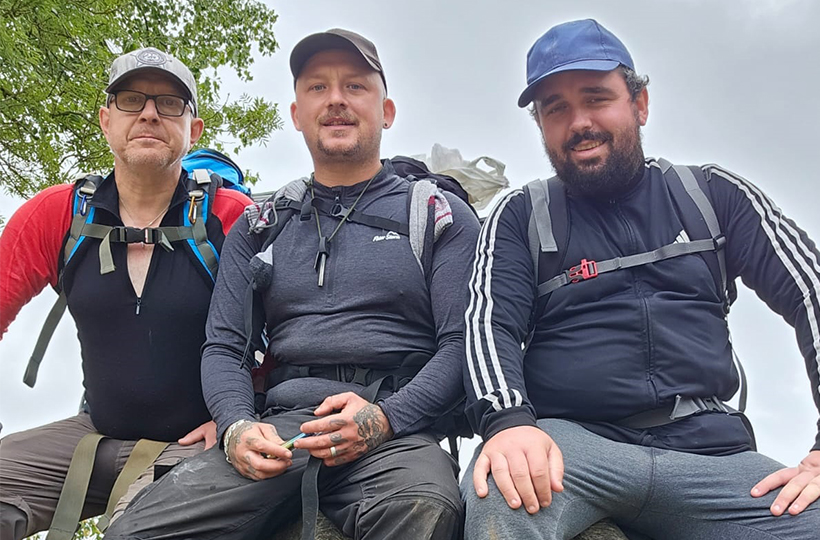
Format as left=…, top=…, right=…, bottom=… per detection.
left=300, top=376, right=387, bottom=540
left=526, top=178, right=558, bottom=253
left=46, top=433, right=106, bottom=540
left=616, top=395, right=734, bottom=430
left=660, top=160, right=728, bottom=296
left=97, top=440, right=169, bottom=532
left=311, top=198, right=409, bottom=236
left=64, top=214, right=90, bottom=263
left=538, top=238, right=718, bottom=297
left=189, top=206, right=219, bottom=278
left=300, top=457, right=322, bottom=540
left=24, top=292, right=68, bottom=387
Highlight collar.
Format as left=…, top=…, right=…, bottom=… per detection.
left=87, top=168, right=192, bottom=220
left=309, top=159, right=398, bottom=199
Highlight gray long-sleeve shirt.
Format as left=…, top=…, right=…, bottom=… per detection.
left=202, top=161, right=480, bottom=441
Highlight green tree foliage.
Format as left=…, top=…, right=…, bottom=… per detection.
left=0, top=0, right=282, bottom=198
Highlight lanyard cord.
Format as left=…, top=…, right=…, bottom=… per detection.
left=310, top=173, right=377, bottom=242
left=309, top=173, right=378, bottom=286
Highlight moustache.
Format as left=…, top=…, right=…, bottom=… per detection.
left=563, top=131, right=612, bottom=152
left=318, top=111, right=357, bottom=125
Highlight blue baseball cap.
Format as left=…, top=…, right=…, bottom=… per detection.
left=518, top=19, right=635, bottom=108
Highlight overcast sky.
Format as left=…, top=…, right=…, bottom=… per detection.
left=2, top=0, right=819, bottom=471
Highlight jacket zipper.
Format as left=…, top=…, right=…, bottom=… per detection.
left=614, top=201, right=659, bottom=404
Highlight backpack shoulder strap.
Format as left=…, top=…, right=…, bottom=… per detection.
left=659, top=158, right=745, bottom=411
left=523, top=177, right=568, bottom=297
left=26, top=175, right=106, bottom=388
left=658, top=158, right=736, bottom=310
left=406, top=179, right=453, bottom=281
left=179, top=169, right=220, bottom=282
left=241, top=178, right=310, bottom=360
left=63, top=175, right=105, bottom=267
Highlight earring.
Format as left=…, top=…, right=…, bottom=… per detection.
left=383, top=122, right=388, bottom=128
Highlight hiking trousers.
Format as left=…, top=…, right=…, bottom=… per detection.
left=0, top=413, right=204, bottom=540
left=461, top=419, right=820, bottom=540
left=105, top=406, right=463, bottom=540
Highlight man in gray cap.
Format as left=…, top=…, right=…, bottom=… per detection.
left=105, top=28, right=475, bottom=540
left=0, top=47, right=251, bottom=539
left=462, top=18, right=820, bottom=540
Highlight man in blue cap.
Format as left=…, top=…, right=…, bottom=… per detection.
left=462, top=18, right=820, bottom=539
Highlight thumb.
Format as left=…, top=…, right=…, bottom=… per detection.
left=548, top=443, right=564, bottom=492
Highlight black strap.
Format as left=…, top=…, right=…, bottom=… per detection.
left=617, top=395, right=733, bottom=429
left=310, top=198, right=409, bottom=236
left=299, top=371, right=391, bottom=540
left=300, top=455, right=323, bottom=540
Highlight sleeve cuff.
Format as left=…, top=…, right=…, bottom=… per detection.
left=482, top=407, right=538, bottom=441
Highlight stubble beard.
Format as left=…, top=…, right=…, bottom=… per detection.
left=545, top=115, right=645, bottom=200
left=314, top=128, right=382, bottom=166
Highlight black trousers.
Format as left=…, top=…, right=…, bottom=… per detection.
left=105, top=406, right=462, bottom=540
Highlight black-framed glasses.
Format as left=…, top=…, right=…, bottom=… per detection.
left=110, top=90, right=190, bottom=117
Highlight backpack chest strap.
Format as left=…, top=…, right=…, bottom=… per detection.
left=538, top=236, right=725, bottom=297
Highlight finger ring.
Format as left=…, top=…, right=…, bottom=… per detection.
left=330, top=446, right=337, bottom=458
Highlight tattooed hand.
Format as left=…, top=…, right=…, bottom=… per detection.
left=225, top=421, right=293, bottom=480
left=295, top=392, right=394, bottom=466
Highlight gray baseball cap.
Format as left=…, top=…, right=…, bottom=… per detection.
left=290, top=29, right=387, bottom=92
left=105, top=47, right=198, bottom=116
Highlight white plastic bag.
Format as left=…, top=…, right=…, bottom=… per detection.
left=412, top=143, right=509, bottom=210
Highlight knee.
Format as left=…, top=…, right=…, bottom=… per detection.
left=360, top=495, right=463, bottom=540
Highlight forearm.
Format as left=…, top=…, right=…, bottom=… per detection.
left=202, top=343, right=257, bottom=443
left=464, top=190, right=539, bottom=439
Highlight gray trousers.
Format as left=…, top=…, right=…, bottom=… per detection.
left=105, top=406, right=463, bottom=540
left=461, top=419, right=820, bottom=540
left=0, top=413, right=204, bottom=540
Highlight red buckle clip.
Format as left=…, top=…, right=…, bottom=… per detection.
left=568, top=259, right=598, bottom=283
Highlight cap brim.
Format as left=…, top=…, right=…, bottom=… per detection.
left=105, top=66, right=193, bottom=100
left=290, top=33, right=380, bottom=79
left=517, top=59, right=621, bottom=108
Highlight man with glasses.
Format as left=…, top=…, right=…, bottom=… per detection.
left=0, top=47, right=251, bottom=540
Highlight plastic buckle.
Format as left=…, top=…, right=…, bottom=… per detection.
left=701, top=396, right=727, bottom=413
left=714, top=234, right=727, bottom=251
left=143, top=228, right=160, bottom=244
left=567, top=259, right=598, bottom=283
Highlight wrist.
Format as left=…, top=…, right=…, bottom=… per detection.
left=223, top=419, right=253, bottom=463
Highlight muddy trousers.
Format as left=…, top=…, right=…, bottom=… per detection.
left=461, top=419, right=820, bottom=540
left=106, top=407, right=463, bottom=540
left=0, top=413, right=204, bottom=540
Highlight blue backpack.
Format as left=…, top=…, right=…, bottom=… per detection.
left=24, top=148, right=248, bottom=388
left=182, top=148, right=250, bottom=196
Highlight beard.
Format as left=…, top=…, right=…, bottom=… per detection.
left=312, top=110, right=382, bottom=165
left=545, top=114, right=645, bottom=200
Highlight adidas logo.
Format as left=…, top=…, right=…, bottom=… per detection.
left=673, top=229, right=690, bottom=244
left=372, top=231, right=401, bottom=242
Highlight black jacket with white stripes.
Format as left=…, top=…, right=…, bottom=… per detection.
left=465, top=158, right=820, bottom=456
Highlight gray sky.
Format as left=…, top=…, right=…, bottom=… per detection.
left=1, top=0, right=819, bottom=471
